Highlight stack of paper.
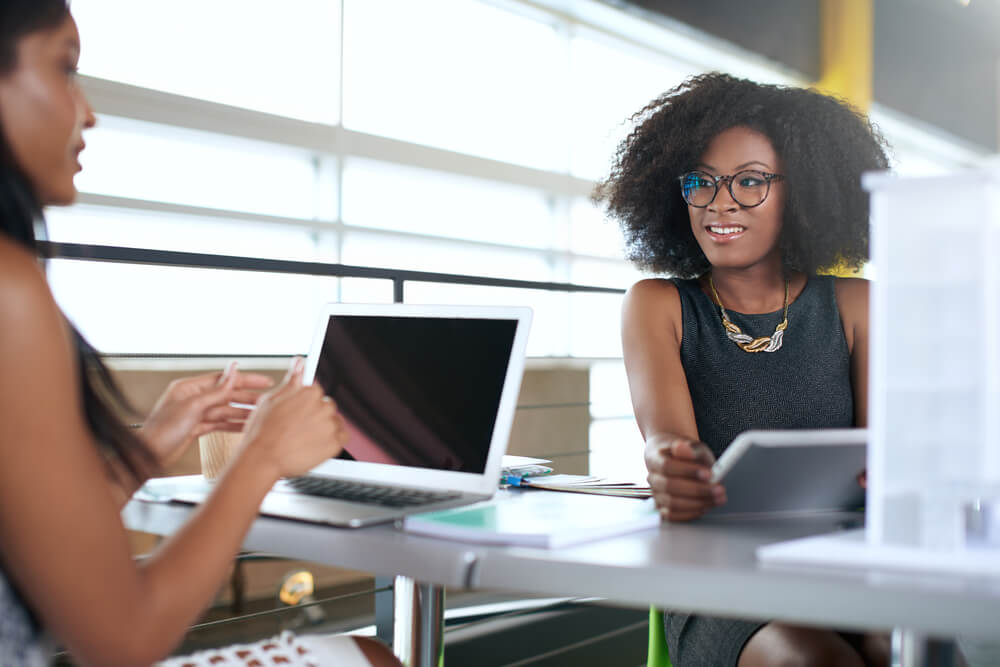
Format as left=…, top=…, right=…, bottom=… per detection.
left=500, top=454, right=553, bottom=483
left=513, top=474, right=652, bottom=499
left=498, top=455, right=651, bottom=498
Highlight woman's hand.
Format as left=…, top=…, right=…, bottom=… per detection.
left=238, top=357, right=348, bottom=479
left=645, top=436, right=726, bottom=521
left=140, top=363, right=274, bottom=469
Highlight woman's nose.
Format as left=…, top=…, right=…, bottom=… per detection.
left=708, top=183, right=739, bottom=211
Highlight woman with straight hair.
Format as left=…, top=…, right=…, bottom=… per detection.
left=0, top=2, right=398, bottom=664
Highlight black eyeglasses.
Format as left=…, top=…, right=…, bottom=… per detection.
left=678, top=170, right=784, bottom=208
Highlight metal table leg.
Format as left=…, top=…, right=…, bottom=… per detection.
left=374, top=575, right=395, bottom=645
left=393, top=576, right=445, bottom=667
left=892, top=628, right=963, bottom=667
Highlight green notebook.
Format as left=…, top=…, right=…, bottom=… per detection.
left=402, top=489, right=660, bottom=548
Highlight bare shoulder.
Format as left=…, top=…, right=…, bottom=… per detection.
left=0, top=238, right=71, bottom=369
left=833, top=276, right=869, bottom=297
left=624, top=278, right=682, bottom=318
left=622, top=278, right=683, bottom=344
left=0, top=238, right=54, bottom=322
left=833, top=277, right=869, bottom=314
left=624, top=278, right=680, bottom=310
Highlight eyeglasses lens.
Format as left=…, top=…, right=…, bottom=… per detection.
left=681, top=173, right=716, bottom=207
left=730, top=171, right=769, bottom=207
left=681, top=170, right=771, bottom=207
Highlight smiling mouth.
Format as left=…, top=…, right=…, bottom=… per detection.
left=707, top=225, right=746, bottom=236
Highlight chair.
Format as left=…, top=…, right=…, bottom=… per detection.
left=647, top=607, right=672, bottom=667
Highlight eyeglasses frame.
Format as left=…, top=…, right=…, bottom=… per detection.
left=678, top=169, right=784, bottom=209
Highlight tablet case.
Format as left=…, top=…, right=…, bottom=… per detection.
left=706, top=428, right=867, bottom=518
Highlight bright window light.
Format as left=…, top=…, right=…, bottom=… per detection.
left=569, top=257, right=643, bottom=290
left=46, top=205, right=332, bottom=261
left=589, top=418, right=646, bottom=480
left=48, top=262, right=339, bottom=355
left=568, top=292, right=625, bottom=357
left=77, top=116, right=321, bottom=219
left=72, top=0, right=341, bottom=124
left=570, top=197, right=627, bottom=258
left=569, top=34, right=697, bottom=180
left=53, top=0, right=982, bottom=362
left=342, top=0, right=565, bottom=170
left=403, top=283, right=570, bottom=358
left=339, top=278, right=395, bottom=304
left=589, top=360, right=634, bottom=419
left=341, top=231, right=553, bottom=282
left=342, top=159, right=554, bottom=249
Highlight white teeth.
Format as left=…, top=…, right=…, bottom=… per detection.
left=709, top=226, right=745, bottom=235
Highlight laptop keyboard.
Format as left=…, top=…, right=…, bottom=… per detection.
left=287, top=477, right=461, bottom=508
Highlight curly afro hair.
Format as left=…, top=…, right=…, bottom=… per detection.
left=593, top=72, right=891, bottom=278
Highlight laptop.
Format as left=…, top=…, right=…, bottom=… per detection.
left=250, top=302, right=532, bottom=527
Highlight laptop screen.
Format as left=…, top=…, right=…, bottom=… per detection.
left=312, top=315, right=517, bottom=474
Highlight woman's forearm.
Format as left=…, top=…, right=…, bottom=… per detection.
left=116, top=447, right=279, bottom=665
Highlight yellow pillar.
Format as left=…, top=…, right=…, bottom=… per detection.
left=815, top=0, right=873, bottom=111
left=814, top=0, right=873, bottom=277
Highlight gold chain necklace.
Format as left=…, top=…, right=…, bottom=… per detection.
left=707, top=274, right=790, bottom=353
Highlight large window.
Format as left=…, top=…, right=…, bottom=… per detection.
left=64, top=0, right=712, bottom=360
left=57, top=0, right=987, bottom=473
left=73, top=0, right=342, bottom=124
left=342, top=0, right=564, bottom=170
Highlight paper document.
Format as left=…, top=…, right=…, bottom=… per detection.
left=501, top=455, right=552, bottom=468
left=509, top=474, right=652, bottom=498
left=402, top=489, right=660, bottom=548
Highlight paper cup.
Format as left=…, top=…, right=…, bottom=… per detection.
left=198, top=432, right=242, bottom=481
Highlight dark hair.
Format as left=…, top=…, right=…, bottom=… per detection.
left=593, top=72, right=891, bottom=278
left=1, top=0, right=157, bottom=481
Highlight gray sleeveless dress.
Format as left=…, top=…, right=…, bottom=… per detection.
left=1, top=566, right=50, bottom=666
left=667, top=275, right=855, bottom=666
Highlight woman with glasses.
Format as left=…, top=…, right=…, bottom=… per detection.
left=0, top=2, right=399, bottom=664
left=594, top=73, right=891, bottom=666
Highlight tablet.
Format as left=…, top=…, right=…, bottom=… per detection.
left=706, top=428, right=867, bottom=518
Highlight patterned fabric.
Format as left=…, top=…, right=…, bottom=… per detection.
left=673, top=275, right=854, bottom=458
left=0, top=567, right=50, bottom=667
left=156, top=631, right=369, bottom=666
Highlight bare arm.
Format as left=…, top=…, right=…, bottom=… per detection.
left=0, top=243, right=344, bottom=666
left=834, top=278, right=869, bottom=428
left=622, top=279, right=725, bottom=520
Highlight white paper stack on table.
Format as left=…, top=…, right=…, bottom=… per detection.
left=500, top=454, right=554, bottom=481
left=511, top=474, right=652, bottom=498
left=499, top=455, right=651, bottom=498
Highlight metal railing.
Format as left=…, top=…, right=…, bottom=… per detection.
left=38, top=241, right=625, bottom=306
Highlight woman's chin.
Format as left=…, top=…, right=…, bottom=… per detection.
left=42, top=185, right=79, bottom=208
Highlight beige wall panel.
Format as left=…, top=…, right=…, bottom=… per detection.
left=516, top=367, right=589, bottom=406
left=507, top=406, right=589, bottom=460
left=544, top=453, right=590, bottom=476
